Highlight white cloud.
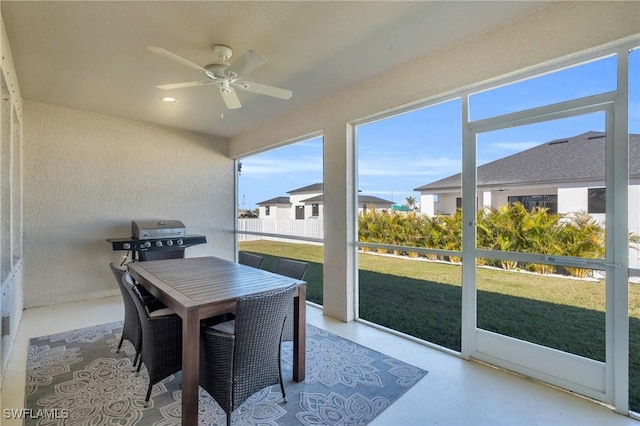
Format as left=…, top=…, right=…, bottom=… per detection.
left=358, top=155, right=460, bottom=177
left=240, top=156, right=322, bottom=178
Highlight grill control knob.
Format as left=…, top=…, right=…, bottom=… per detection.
left=166, top=239, right=173, bottom=246
left=123, top=243, right=131, bottom=250
left=177, top=239, right=184, bottom=245
left=143, top=241, right=151, bottom=248
left=155, top=240, right=163, bottom=247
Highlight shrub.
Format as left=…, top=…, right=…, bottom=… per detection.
left=358, top=204, right=607, bottom=277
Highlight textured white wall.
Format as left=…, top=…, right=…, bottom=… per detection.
left=23, top=101, right=233, bottom=308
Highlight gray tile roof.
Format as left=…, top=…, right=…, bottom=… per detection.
left=414, top=132, right=640, bottom=192
left=287, top=182, right=392, bottom=204
left=256, top=196, right=292, bottom=206
left=300, top=194, right=394, bottom=204
left=288, top=183, right=323, bottom=193
left=263, top=182, right=393, bottom=206
left=300, top=194, right=323, bottom=202
left=358, top=195, right=394, bottom=205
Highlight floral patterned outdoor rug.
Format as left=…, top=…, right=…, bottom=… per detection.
left=25, top=322, right=427, bottom=425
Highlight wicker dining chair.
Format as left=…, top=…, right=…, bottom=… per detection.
left=123, top=272, right=183, bottom=407
left=238, top=252, right=265, bottom=269
left=273, top=258, right=308, bottom=342
left=109, top=262, right=165, bottom=368
left=139, top=249, right=184, bottom=261
left=199, top=285, right=296, bottom=426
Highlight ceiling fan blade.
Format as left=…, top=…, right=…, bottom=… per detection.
left=148, top=46, right=208, bottom=73
left=156, top=81, right=215, bottom=90
left=220, top=87, right=242, bottom=109
left=233, top=80, right=293, bottom=100
left=226, top=50, right=267, bottom=77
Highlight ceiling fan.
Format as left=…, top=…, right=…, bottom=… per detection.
left=148, top=45, right=293, bottom=110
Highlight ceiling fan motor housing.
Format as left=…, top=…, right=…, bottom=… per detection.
left=204, top=63, right=232, bottom=79
left=212, top=45, right=233, bottom=61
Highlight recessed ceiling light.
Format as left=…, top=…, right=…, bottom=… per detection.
left=161, top=96, right=177, bottom=103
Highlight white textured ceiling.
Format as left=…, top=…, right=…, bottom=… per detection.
left=1, top=1, right=549, bottom=138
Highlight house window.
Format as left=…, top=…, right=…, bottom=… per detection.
left=312, top=204, right=319, bottom=217
left=456, top=197, right=482, bottom=212
left=508, top=195, right=558, bottom=214
left=588, top=188, right=606, bottom=213
left=265, top=206, right=270, bottom=216
left=295, top=205, right=305, bottom=219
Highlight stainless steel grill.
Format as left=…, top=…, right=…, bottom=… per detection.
left=107, top=220, right=207, bottom=261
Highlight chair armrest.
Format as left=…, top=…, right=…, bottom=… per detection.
left=143, top=295, right=167, bottom=312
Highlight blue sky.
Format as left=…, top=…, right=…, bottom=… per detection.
left=238, top=50, right=639, bottom=210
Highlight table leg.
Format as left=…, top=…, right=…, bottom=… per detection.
left=181, top=310, right=200, bottom=426
left=293, top=285, right=306, bottom=382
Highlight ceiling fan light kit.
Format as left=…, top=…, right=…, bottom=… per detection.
left=148, top=44, right=293, bottom=110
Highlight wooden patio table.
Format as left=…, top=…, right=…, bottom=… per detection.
left=128, top=256, right=307, bottom=426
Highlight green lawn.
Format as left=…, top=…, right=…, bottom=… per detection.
left=239, top=239, right=640, bottom=411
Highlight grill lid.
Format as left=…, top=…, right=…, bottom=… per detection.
left=132, top=220, right=186, bottom=239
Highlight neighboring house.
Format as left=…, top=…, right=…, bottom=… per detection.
left=256, top=197, right=292, bottom=220
left=257, top=183, right=394, bottom=219
left=414, top=131, right=640, bottom=265
left=357, top=195, right=396, bottom=213
left=288, top=183, right=324, bottom=220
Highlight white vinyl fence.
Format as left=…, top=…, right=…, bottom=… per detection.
left=237, top=219, right=323, bottom=244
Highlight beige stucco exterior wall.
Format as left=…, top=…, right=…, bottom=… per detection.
left=229, top=1, right=640, bottom=322
left=23, top=101, right=233, bottom=308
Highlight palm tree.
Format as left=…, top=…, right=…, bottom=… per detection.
left=405, top=196, right=417, bottom=210
left=522, top=206, right=562, bottom=274
left=557, top=211, right=605, bottom=278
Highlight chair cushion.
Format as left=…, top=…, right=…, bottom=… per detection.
left=211, top=319, right=236, bottom=334
left=148, top=307, right=176, bottom=318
